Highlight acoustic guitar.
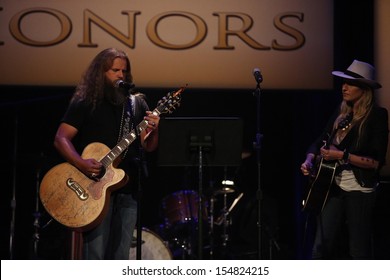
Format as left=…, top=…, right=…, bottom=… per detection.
left=39, top=86, right=185, bottom=231
left=302, top=113, right=352, bottom=213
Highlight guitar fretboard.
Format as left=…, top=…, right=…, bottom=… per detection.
left=99, top=105, right=165, bottom=168
left=98, top=86, right=183, bottom=168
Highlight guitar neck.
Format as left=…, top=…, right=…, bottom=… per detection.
left=100, top=107, right=162, bottom=168
left=325, top=113, right=353, bottom=149
left=97, top=85, right=184, bottom=168
left=325, top=129, right=337, bottom=149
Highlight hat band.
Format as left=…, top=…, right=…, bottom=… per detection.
left=344, top=70, right=364, bottom=79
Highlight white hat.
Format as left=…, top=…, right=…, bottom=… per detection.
left=332, top=59, right=382, bottom=89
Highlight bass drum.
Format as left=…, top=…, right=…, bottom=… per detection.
left=129, top=228, right=172, bottom=260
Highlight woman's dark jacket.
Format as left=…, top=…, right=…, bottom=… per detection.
left=307, top=105, right=388, bottom=188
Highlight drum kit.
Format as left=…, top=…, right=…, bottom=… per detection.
left=129, top=186, right=243, bottom=260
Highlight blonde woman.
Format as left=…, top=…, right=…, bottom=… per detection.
left=300, top=60, right=388, bottom=259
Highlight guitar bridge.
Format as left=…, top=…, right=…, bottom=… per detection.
left=66, top=178, right=89, bottom=201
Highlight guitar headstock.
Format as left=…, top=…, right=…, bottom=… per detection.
left=337, top=112, right=353, bottom=131
left=156, top=85, right=186, bottom=115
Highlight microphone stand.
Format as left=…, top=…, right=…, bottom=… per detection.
left=32, top=153, right=44, bottom=259
left=253, top=81, right=263, bottom=259
left=9, top=111, right=18, bottom=260
left=136, top=145, right=148, bottom=260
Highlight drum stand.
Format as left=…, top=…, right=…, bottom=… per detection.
left=214, top=192, right=243, bottom=256
left=208, top=195, right=215, bottom=258
left=32, top=161, right=42, bottom=259
left=221, top=193, right=230, bottom=248
left=173, top=232, right=193, bottom=259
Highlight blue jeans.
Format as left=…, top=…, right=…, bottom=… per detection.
left=83, top=193, right=137, bottom=259
left=312, top=188, right=376, bottom=259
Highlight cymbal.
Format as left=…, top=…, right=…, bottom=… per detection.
left=214, top=187, right=235, bottom=195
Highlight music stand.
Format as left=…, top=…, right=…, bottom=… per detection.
left=158, top=117, right=243, bottom=167
left=157, top=117, right=243, bottom=259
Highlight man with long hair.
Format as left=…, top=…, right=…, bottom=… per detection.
left=54, top=48, right=160, bottom=259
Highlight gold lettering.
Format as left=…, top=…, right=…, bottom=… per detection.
left=272, top=12, right=305, bottom=50
left=146, top=12, right=207, bottom=49
left=3, top=8, right=307, bottom=51
left=213, top=12, right=270, bottom=50
left=78, top=10, right=140, bottom=48
left=9, top=8, right=71, bottom=46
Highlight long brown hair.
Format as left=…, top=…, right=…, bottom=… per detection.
left=71, top=48, right=133, bottom=108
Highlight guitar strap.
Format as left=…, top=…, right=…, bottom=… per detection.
left=118, top=95, right=135, bottom=159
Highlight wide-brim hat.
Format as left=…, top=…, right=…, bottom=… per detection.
left=332, top=59, right=382, bottom=89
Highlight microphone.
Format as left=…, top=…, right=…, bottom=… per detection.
left=253, top=68, right=263, bottom=84
left=114, top=79, right=135, bottom=90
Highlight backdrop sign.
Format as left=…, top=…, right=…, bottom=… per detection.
left=0, top=0, right=333, bottom=89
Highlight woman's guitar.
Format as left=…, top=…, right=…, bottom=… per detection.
left=39, top=87, right=184, bottom=231
left=302, top=113, right=352, bottom=214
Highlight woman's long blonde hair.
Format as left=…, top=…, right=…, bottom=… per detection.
left=334, top=86, right=374, bottom=146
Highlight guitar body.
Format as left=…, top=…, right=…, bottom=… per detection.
left=302, top=113, right=352, bottom=214
left=39, top=142, right=128, bottom=231
left=302, top=157, right=337, bottom=214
